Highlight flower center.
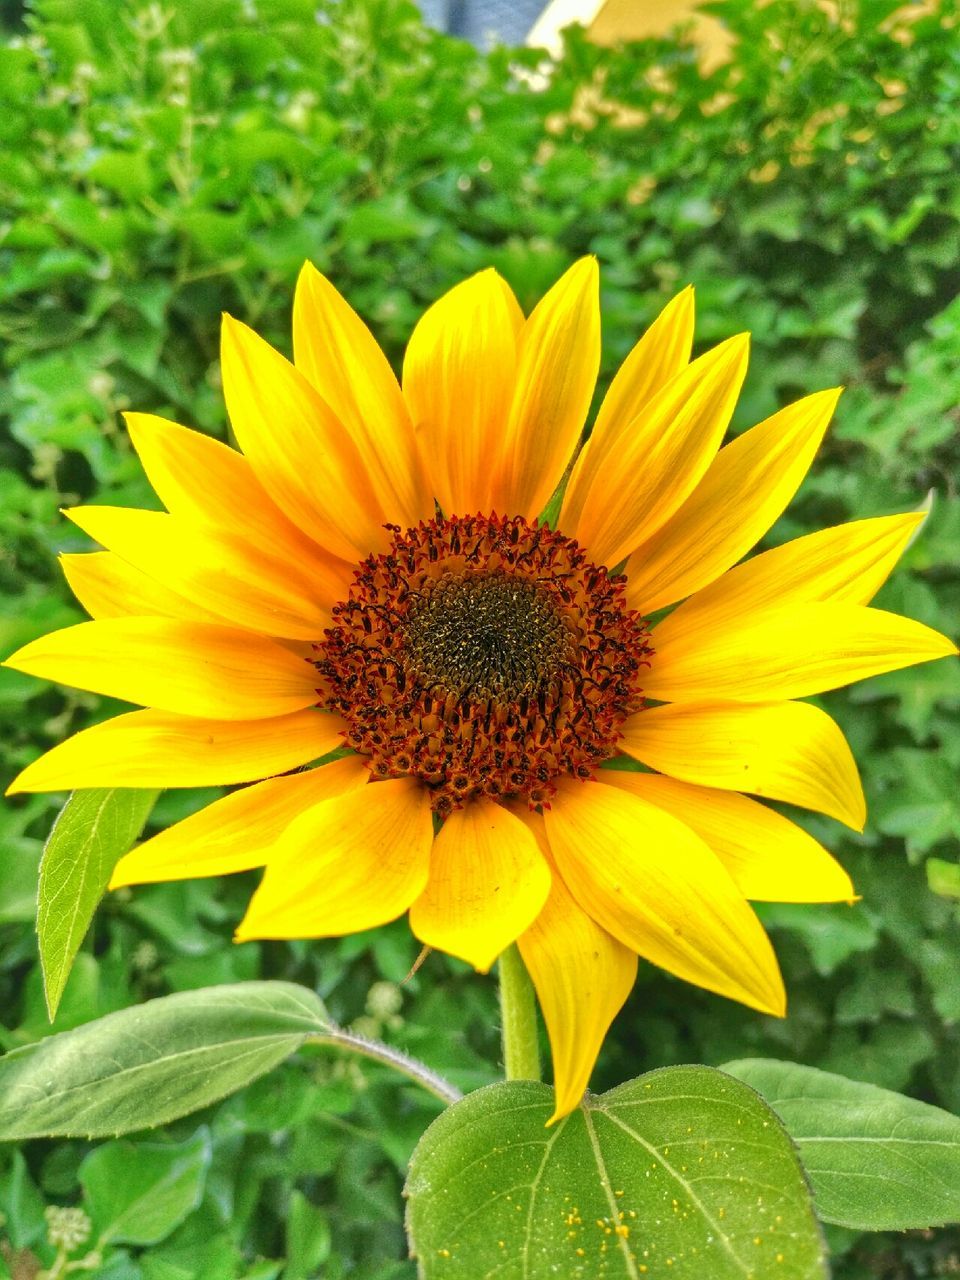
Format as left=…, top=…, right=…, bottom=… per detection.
left=315, top=513, right=651, bottom=815
left=402, top=572, right=573, bottom=703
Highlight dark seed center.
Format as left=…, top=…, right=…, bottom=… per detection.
left=401, top=572, right=574, bottom=702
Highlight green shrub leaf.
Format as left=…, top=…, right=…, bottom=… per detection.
left=80, top=1128, right=211, bottom=1246
left=0, top=982, right=328, bottom=1140
left=405, top=1068, right=826, bottom=1279
left=723, top=1058, right=960, bottom=1230
left=38, top=787, right=159, bottom=1019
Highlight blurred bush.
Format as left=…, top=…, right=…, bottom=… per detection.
left=0, top=0, right=958, bottom=1275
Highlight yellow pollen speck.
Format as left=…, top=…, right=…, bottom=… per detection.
left=615, top=1225, right=630, bottom=1238
left=437, top=1248, right=450, bottom=1258
left=576, top=1248, right=585, bottom=1257
left=754, top=1236, right=762, bottom=1245
left=777, top=1253, right=785, bottom=1263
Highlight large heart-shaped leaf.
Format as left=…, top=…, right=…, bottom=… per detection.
left=38, top=787, right=159, bottom=1018
left=405, top=1067, right=826, bottom=1279
left=724, top=1057, right=960, bottom=1230
left=0, top=981, right=328, bottom=1140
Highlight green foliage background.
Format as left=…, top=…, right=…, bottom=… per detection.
left=0, top=0, right=958, bottom=1275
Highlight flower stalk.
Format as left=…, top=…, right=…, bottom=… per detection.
left=498, top=944, right=541, bottom=1082
left=306, top=1026, right=462, bottom=1106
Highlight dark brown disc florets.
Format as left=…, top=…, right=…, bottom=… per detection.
left=315, top=513, right=651, bottom=814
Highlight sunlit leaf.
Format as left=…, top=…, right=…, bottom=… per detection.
left=724, top=1059, right=960, bottom=1230
left=406, top=1068, right=826, bottom=1279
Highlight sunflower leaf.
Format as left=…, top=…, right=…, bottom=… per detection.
left=723, top=1058, right=960, bottom=1230
left=405, top=1067, right=827, bottom=1280
left=37, top=787, right=159, bottom=1019
left=0, top=981, right=329, bottom=1140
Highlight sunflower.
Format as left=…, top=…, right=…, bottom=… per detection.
left=5, top=259, right=955, bottom=1119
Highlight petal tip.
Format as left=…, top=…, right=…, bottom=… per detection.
left=1, top=647, right=28, bottom=673
left=107, top=860, right=134, bottom=890
left=846, top=800, right=867, bottom=834
left=546, top=1089, right=584, bottom=1125
left=760, top=976, right=788, bottom=1019
left=570, top=255, right=600, bottom=287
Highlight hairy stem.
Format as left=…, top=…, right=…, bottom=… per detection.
left=499, top=944, right=541, bottom=1082
left=306, top=1027, right=462, bottom=1106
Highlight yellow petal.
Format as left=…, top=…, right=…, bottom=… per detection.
left=646, top=602, right=957, bottom=704
left=60, top=552, right=218, bottom=622
left=235, top=778, right=432, bottom=940
left=66, top=506, right=336, bottom=641
left=220, top=315, right=384, bottom=561
left=3, top=618, right=319, bottom=719
left=495, top=258, right=601, bottom=520
left=603, top=770, right=855, bottom=902
left=561, top=333, right=750, bottom=568
left=6, top=708, right=344, bottom=794
left=658, top=512, right=927, bottom=645
left=402, top=269, right=520, bottom=517
left=624, top=387, right=841, bottom=613
left=123, top=412, right=337, bottom=568
left=293, top=263, right=433, bottom=527
left=110, top=755, right=368, bottom=887
left=560, top=287, right=694, bottom=544
left=591, top=286, right=695, bottom=446
left=409, top=799, right=550, bottom=972
left=516, top=812, right=636, bottom=1122
left=544, top=779, right=785, bottom=1016
left=620, top=700, right=865, bottom=829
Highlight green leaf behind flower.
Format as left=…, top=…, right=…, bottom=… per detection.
left=0, top=982, right=329, bottom=1140
left=405, top=1067, right=826, bottom=1279
left=37, top=787, right=159, bottom=1019
left=80, top=1128, right=211, bottom=1246
left=724, top=1058, right=960, bottom=1231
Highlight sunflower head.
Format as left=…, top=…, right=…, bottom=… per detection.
left=5, top=257, right=956, bottom=1120
left=317, top=511, right=651, bottom=814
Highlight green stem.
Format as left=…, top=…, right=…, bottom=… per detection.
left=498, top=944, right=541, bottom=1081
left=306, top=1027, right=462, bottom=1107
